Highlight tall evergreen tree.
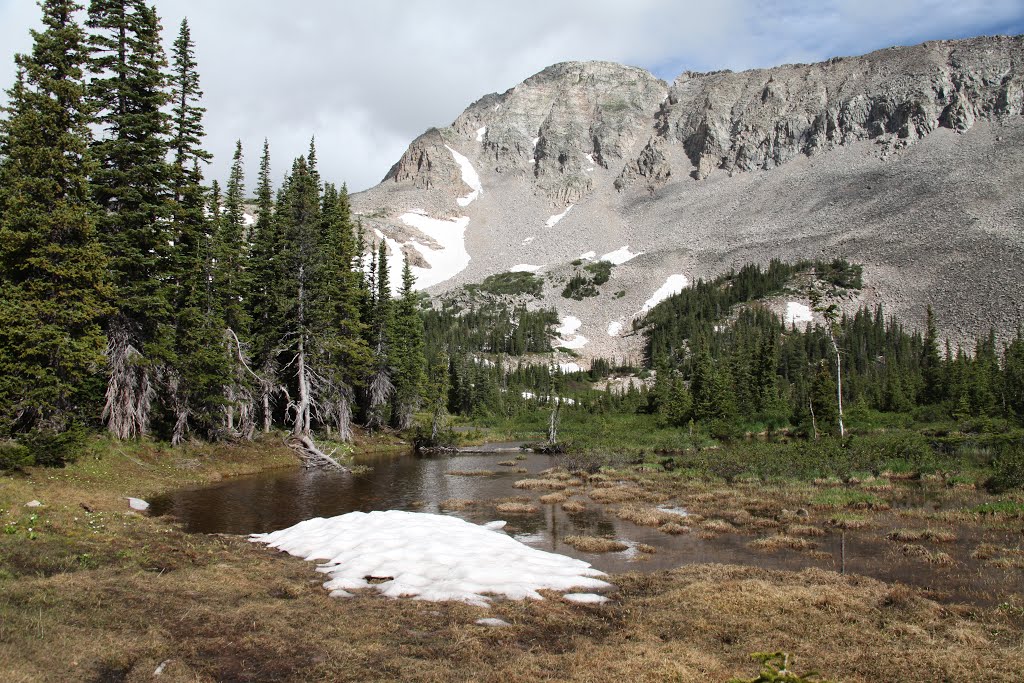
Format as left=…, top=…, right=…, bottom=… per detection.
left=0, top=0, right=110, bottom=435
left=87, top=0, right=173, bottom=438
left=163, top=17, right=225, bottom=443
left=390, top=256, right=426, bottom=429
left=921, top=305, right=944, bottom=405
left=365, top=240, right=394, bottom=429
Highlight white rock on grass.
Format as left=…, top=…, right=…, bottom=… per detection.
left=25, top=500, right=42, bottom=508
left=445, top=145, right=483, bottom=207
left=127, top=497, right=150, bottom=511
left=475, top=617, right=511, bottom=627
left=251, top=510, right=610, bottom=608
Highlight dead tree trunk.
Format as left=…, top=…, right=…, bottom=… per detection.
left=103, top=317, right=154, bottom=440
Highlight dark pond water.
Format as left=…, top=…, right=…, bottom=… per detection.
left=151, top=447, right=1023, bottom=604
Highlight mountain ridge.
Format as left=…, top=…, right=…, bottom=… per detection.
left=352, top=35, right=1024, bottom=362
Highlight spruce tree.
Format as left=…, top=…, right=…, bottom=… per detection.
left=390, top=257, right=426, bottom=429
left=164, top=17, right=225, bottom=443
left=0, top=0, right=110, bottom=437
left=921, top=305, right=944, bottom=405
left=87, top=0, right=173, bottom=438
left=366, top=240, right=394, bottom=429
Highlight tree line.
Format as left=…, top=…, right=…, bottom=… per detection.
left=0, top=0, right=425, bottom=465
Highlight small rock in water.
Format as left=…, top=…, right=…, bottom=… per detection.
left=127, top=497, right=150, bottom=511
left=25, top=500, right=41, bottom=508
left=483, top=520, right=507, bottom=530
left=475, top=617, right=511, bottom=627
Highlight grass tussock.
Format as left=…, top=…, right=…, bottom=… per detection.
left=659, top=522, right=690, bottom=535
left=495, top=501, right=539, bottom=514
left=497, top=460, right=517, bottom=467
left=448, top=469, right=496, bottom=477
left=561, top=500, right=586, bottom=513
left=886, top=528, right=957, bottom=543
left=749, top=535, right=819, bottom=552
left=562, top=535, right=629, bottom=553
left=825, top=513, right=872, bottom=530
left=615, top=505, right=687, bottom=528
left=514, top=478, right=573, bottom=491
left=636, top=543, right=657, bottom=554
left=787, top=524, right=826, bottom=538
left=701, top=519, right=737, bottom=534
left=439, top=498, right=477, bottom=511
left=897, top=543, right=956, bottom=566
left=540, top=492, right=569, bottom=504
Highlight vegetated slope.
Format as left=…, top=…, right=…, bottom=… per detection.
left=352, top=35, right=1024, bottom=360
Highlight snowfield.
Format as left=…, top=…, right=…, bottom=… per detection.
left=545, top=204, right=574, bottom=228
left=476, top=126, right=487, bottom=142
left=251, top=511, right=610, bottom=608
left=600, top=245, right=643, bottom=265
left=445, top=145, right=483, bottom=207
left=607, top=321, right=623, bottom=337
left=786, top=301, right=814, bottom=326
left=398, top=212, right=471, bottom=290
left=509, top=264, right=542, bottom=273
left=639, top=274, right=689, bottom=314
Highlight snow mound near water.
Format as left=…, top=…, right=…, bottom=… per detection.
left=250, top=510, right=610, bottom=607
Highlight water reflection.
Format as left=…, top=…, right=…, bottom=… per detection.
left=151, top=449, right=1023, bottom=604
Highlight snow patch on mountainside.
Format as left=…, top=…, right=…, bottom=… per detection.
left=639, top=274, right=689, bottom=314
left=601, top=246, right=643, bottom=265
left=399, top=212, right=471, bottom=289
left=510, top=264, right=542, bottom=272
left=556, top=315, right=588, bottom=349
left=445, top=145, right=483, bottom=207
left=786, top=302, right=814, bottom=326
left=546, top=204, right=574, bottom=228
left=578, top=250, right=596, bottom=260
left=476, top=126, right=487, bottom=142
left=607, top=321, right=623, bottom=337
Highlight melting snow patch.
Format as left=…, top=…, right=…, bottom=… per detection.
left=522, top=391, right=576, bottom=406
left=399, top=213, right=471, bottom=289
left=251, top=510, right=609, bottom=608
left=445, top=145, right=483, bottom=207
left=600, top=246, right=643, bottom=265
left=476, top=618, right=510, bottom=627
left=656, top=506, right=689, bottom=517
left=578, top=250, right=596, bottom=260
left=545, top=204, right=574, bottom=228
left=557, top=316, right=582, bottom=337
left=786, top=302, right=814, bottom=326
left=532, top=136, right=540, bottom=149
left=607, top=321, right=623, bottom=337
left=509, top=264, right=541, bottom=273
left=476, top=126, right=487, bottom=142
left=640, top=274, right=689, bottom=314
left=523, top=236, right=536, bottom=244
left=556, top=316, right=588, bottom=349
left=559, top=362, right=582, bottom=373
left=563, top=593, right=610, bottom=605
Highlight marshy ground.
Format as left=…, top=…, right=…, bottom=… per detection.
left=2, top=438, right=1023, bottom=682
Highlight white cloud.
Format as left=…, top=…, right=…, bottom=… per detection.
left=2, top=0, right=1021, bottom=192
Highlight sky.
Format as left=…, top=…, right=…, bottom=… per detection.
left=2, top=0, right=1023, bottom=193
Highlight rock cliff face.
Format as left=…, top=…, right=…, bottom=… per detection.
left=353, top=35, right=1024, bottom=360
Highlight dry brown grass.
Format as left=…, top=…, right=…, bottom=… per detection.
left=563, top=536, right=629, bottom=553
left=897, top=543, right=956, bottom=566
left=787, top=524, right=826, bottom=538
left=659, top=523, right=690, bottom=535
left=588, top=486, right=661, bottom=504
left=614, top=505, right=686, bottom=528
left=826, top=514, right=872, bottom=530
left=539, top=492, right=569, bottom=505
left=515, top=478, right=571, bottom=491
left=497, top=460, right=517, bottom=467
left=440, top=498, right=477, bottom=511
left=4, top=442, right=1024, bottom=682
left=449, top=469, right=496, bottom=477
left=495, top=502, right=539, bottom=514
left=749, top=535, right=819, bottom=552
left=886, top=528, right=957, bottom=543
left=700, top=519, right=737, bottom=534
left=561, top=500, right=586, bottom=514
left=636, top=544, right=656, bottom=554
